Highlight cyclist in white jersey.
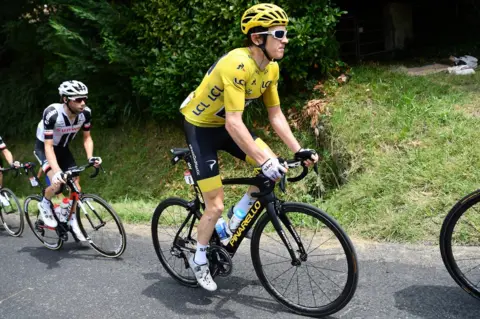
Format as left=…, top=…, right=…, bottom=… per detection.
left=34, top=80, right=102, bottom=236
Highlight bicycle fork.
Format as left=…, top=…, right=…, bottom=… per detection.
left=265, top=199, right=307, bottom=266
left=77, top=200, right=106, bottom=231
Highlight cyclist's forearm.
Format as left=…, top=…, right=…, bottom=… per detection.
left=226, top=120, right=269, bottom=165
left=84, top=136, right=94, bottom=159
left=269, top=111, right=301, bottom=153
left=2, top=149, right=14, bottom=165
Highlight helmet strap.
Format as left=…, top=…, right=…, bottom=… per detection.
left=255, top=34, right=273, bottom=61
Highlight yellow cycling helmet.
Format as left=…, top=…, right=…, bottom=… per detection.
left=241, top=3, right=289, bottom=35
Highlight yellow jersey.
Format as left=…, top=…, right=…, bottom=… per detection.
left=180, top=48, right=280, bottom=127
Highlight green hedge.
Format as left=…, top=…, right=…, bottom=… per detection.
left=0, top=0, right=343, bottom=136
left=132, top=0, right=344, bottom=118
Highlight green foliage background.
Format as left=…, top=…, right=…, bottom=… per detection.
left=0, top=0, right=344, bottom=137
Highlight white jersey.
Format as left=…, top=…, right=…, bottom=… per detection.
left=36, top=103, right=92, bottom=147
left=0, top=136, right=6, bottom=150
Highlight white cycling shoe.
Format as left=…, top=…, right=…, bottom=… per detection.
left=188, top=255, right=217, bottom=291
left=0, top=194, right=10, bottom=207
left=37, top=202, right=58, bottom=228
left=69, top=214, right=87, bottom=242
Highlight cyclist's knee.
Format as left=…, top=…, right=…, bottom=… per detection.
left=47, top=183, right=62, bottom=196
left=206, top=203, right=224, bottom=218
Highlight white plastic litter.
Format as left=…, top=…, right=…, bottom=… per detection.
left=448, top=65, right=476, bottom=75
left=452, top=55, right=478, bottom=69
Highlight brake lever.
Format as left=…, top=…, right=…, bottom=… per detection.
left=313, top=162, right=319, bottom=175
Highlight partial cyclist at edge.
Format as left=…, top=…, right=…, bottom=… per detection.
left=179, top=3, right=319, bottom=291
left=0, top=136, right=20, bottom=204
left=34, top=80, right=102, bottom=240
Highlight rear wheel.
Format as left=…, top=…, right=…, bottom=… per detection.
left=251, top=202, right=358, bottom=317
left=0, top=188, right=24, bottom=237
left=76, top=194, right=127, bottom=258
left=24, top=195, right=63, bottom=250
left=152, top=198, right=200, bottom=287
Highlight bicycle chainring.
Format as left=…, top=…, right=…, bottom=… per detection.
left=208, top=245, right=233, bottom=278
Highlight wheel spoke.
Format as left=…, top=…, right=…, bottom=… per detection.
left=305, top=262, right=347, bottom=274
left=306, top=262, right=343, bottom=291
left=259, top=248, right=290, bottom=261
left=306, top=262, right=332, bottom=303
left=308, top=233, right=336, bottom=256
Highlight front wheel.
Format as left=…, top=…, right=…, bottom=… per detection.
left=0, top=188, right=24, bottom=237
left=24, top=195, right=63, bottom=250
left=76, top=194, right=127, bottom=258
left=440, top=189, right=480, bottom=300
left=251, top=202, right=358, bottom=317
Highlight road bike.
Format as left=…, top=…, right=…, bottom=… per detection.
left=0, top=165, right=24, bottom=237
left=152, top=148, right=358, bottom=317
left=22, top=162, right=127, bottom=258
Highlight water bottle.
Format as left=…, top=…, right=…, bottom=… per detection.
left=59, top=198, right=71, bottom=223
left=229, top=208, right=247, bottom=233
left=215, top=217, right=230, bottom=245
left=53, top=204, right=62, bottom=222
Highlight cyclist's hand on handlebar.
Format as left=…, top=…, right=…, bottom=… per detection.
left=10, top=161, right=20, bottom=168
left=88, top=156, right=103, bottom=168
left=295, top=148, right=319, bottom=167
left=52, top=170, right=66, bottom=185
left=261, top=158, right=287, bottom=181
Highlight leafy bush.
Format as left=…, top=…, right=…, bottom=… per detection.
left=0, top=0, right=343, bottom=136
left=132, top=0, right=344, bottom=119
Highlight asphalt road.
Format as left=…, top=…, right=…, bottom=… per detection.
left=1, top=225, right=479, bottom=319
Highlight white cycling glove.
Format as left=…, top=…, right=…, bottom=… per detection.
left=88, top=156, right=103, bottom=165
left=261, top=158, right=287, bottom=181
left=10, top=161, right=20, bottom=168
left=52, top=170, right=66, bottom=184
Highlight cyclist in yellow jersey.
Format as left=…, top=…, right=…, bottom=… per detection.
left=180, top=3, right=319, bottom=291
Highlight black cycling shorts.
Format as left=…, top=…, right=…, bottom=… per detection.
left=184, top=120, right=269, bottom=192
left=34, top=139, right=77, bottom=173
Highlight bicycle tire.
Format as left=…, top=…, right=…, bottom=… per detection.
left=24, top=195, right=63, bottom=250
left=0, top=188, right=24, bottom=237
left=76, top=193, right=127, bottom=258
left=440, top=189, right=480, bottom=300
left=152, top=197, right=199, bottom=287
left=251, top=202, right=358, bottom=317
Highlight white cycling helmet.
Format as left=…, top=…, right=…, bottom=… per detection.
left=58, top=80, right=88, bottom=97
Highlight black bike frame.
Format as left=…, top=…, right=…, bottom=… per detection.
left=176, top=151, right=307, bottom=264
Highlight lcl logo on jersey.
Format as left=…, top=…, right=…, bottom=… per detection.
left=208, top=85, right=224, bottom=102
left=261, top=81, right=272, bottom=93
left=237, top=63, right=245, bottom=71
left=234, top=78, right=246, bottom=88
left=192, top=102, right=211, bottom=116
